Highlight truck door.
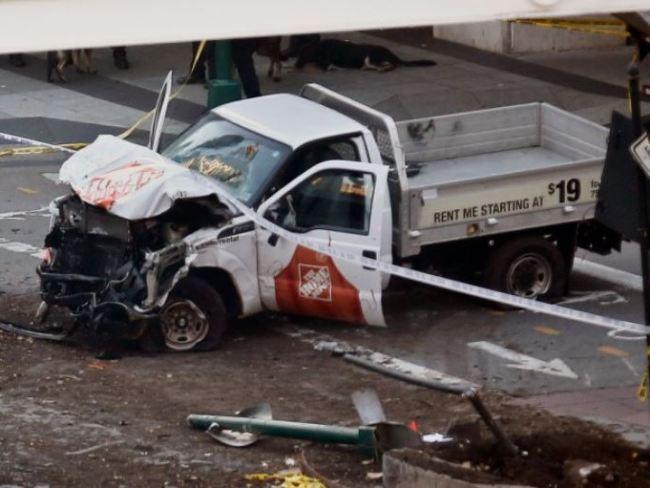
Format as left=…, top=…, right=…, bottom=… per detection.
left=256, top=161, right=391, bottom=326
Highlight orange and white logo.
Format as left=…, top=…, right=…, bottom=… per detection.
left=79, top=162, right=164, bottom=209
left=275, top=246, right=365, bottom=324
left=298, top=264, right=332, bottom=301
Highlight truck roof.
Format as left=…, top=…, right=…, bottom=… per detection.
left=214, top=93, right=367, bottom=149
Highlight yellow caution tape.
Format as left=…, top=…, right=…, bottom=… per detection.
left=0, top=142, right=88, bottom=158
left=513, top=18, right=628, bottom=38
left=638, top=371, right=648, bottom=402
left=638, top=346, right=650, bottom=402
left=118, top=39, right=207, bottom=140
left=0, top=40, right=208, bottom=158
left=245, top=471, right=326, bottom=488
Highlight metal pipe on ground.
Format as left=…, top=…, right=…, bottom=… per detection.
left=343, top=352, right=519, bottom=456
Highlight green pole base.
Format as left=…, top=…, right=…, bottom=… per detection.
left=207, top=79, right=241, bottom=109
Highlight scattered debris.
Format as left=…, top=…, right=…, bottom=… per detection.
left=422, top=433, right=453, bottom=444
left=65, top=440, right=125, bottom=456
left=245, top=469, right=326, bottom=488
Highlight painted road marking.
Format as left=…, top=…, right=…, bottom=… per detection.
left=558, top=290, right=626, bottom=306
left=278, top=325, right=476, bottom=389
left=573, top=258, right=642, bottom=292
left=468, top=341, right=579, bottom=379
left=0, top=238, right=42, bottom=259
left=534, top=325, right=561, bottom=336
left=0, top=207, right=49, bottom=221
left=41, top=172, right=60, bottom=183
left=17, top=186, right=39, bottom=195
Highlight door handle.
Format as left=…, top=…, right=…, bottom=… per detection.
left=268, top=233, right=279, bottom=247
left=362, top=250, right=377, bottom=270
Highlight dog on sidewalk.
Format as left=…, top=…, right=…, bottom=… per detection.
left=47, top=49, right=96, bottom=82
left=295, top=39, right=436, bottom=72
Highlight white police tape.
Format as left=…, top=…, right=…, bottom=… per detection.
left=1, top=130, right=648, bottom=340
left=217, top=189, right=650, bottom=341
left=0, top=131, right=76, bottom=154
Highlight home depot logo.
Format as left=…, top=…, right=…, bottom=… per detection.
left=298, top=264, right=332, bottom=301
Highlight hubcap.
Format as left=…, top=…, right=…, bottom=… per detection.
left=160, top=299, right=208, bottom=351
left=506, top=253, right=552, bottom=298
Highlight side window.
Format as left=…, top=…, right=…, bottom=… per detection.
left=327, top=140, right=359, bottom=161
left=266, top=170, right=375, bottom=235
left=271, top=138, right=362, bottom=195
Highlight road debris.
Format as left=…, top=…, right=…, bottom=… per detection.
left=245, top=469, right=326, bottom=488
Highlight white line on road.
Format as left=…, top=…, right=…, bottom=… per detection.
left=468, top=341, right=579, bottom=379
left=278, top=325, right=476, bottom=389
left=0, top=206, right=49, bottom=221
left=0, top=237, right=42, bottom=258
left=558, top=290, right=627, bottom=306
left=573, top=258, right=642, bottom=292
left=621, top=357, right=640, bottom=377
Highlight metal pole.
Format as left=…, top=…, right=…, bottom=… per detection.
left=207, top=40, right=241, bottom=109
left=343, top=353, right=519, bottom=456
left=629, top=62, right=650, bottom=390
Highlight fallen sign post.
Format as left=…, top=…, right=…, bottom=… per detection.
left=187, top=400, right=422, bottom=458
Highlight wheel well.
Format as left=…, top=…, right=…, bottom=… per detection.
left=414, top=224, right=578, bottom=278
left=189, top=267, right=242, bottom=318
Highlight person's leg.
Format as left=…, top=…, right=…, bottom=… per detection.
left=112, top=47, right=130, bottom=70
left=8, top=53, right=26, bottom=67
left=232, top=39, right=261, bottom=98
left=179, top=41, right=210, bottom=84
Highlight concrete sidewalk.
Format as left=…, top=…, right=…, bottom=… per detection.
left=512, top=386, right=649, bottom=447
left=1, top=30, right=648, bottom=141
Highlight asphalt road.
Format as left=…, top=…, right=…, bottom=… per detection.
left=0, top=151, right=647, bottom=403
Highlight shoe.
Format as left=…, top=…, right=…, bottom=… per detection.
left=9, top=54, right=25, bottom=67
left=113, top=54, right=130, bottom=70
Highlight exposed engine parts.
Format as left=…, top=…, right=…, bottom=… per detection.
left=38, top=193, right=231, bottom=344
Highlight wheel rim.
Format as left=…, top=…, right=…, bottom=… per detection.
left=506, top=253, right=552, bottom=298
left=160, top=299, right=209, bottom=351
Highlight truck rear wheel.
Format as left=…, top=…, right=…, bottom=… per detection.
left=141, top=276, right=228, bottom=352
left=485, top=236, right=566, bottom=302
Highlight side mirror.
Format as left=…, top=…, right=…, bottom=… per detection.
left=263, top=201, right=281, bottom=224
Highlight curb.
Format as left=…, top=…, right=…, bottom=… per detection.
left=382, top=449, right=533, bottom=488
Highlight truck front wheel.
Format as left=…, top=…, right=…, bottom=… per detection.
left=485, top=236, right=566, bottom=301
left=141, top=276, right=229, bottom=352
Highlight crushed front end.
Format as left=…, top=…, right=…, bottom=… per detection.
left=39, top=194, right=229, bottom=341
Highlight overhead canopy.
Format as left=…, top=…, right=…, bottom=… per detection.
left=1, top=0, right=650, bottom=54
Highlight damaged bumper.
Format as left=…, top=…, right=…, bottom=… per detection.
left=38, top=195, right=219, bottom=339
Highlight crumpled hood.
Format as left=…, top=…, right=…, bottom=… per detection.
left=59, top=135, right=237, bottom=220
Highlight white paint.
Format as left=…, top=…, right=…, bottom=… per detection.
left=280, top=326, right=476, bottom=388
left=0, top=238, right=42, bottom=259
left=0, top=0, right=648, bottom=54
left=468, top=341, right=579, bottom=379
left=422, top=433, right=453, bottom=443
left=558, top=290, right=627, bottom=306
left=621, top=357, right=640, bottom=377
left=573, top=258, right=643, bottom=292
left=41, top=173, right=60, bottom=184
left=0, top=207, right=49, bottom=221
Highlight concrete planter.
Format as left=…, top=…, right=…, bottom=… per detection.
left=383, top=449, right=534, bottom=488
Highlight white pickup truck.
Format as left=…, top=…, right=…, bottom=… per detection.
left=39, top=83, right=618, bottom=351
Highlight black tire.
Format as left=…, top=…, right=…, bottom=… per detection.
left=485, top=236, right=566, bottom=303
left=140, top=276, right=228, bottom=352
